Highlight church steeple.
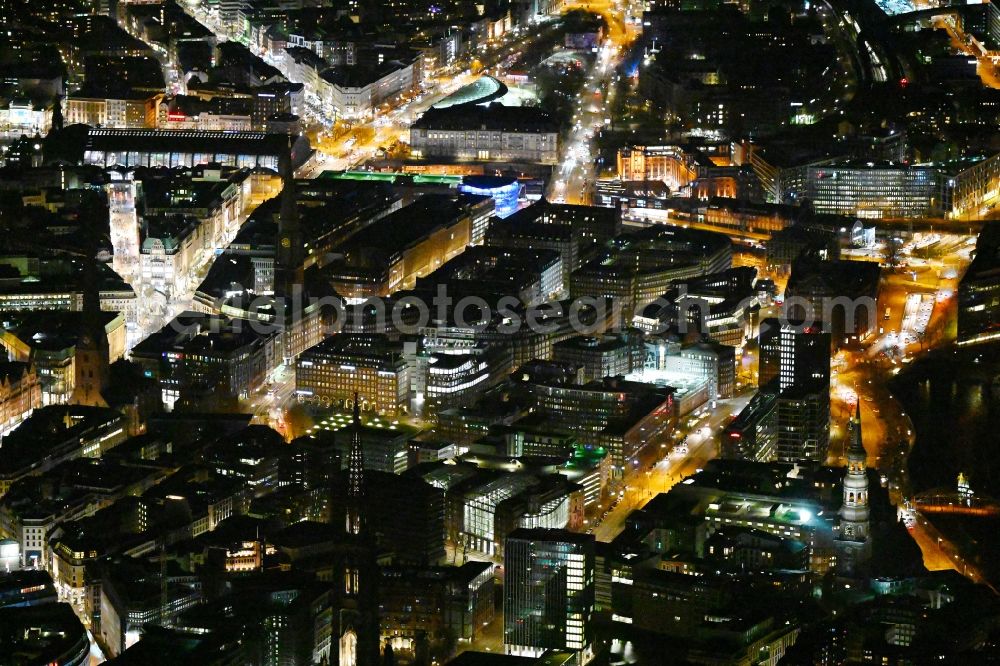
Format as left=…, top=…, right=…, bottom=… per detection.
left=836, top=402, right=871, bottom=573
left=846, top=402, right=866, bottom=464
left=274, top=136, right=303, bottom=297
left=70, top=200, right=110, bottom=408
left=346, top=393, right=365, bottom=535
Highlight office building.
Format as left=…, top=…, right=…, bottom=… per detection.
left=552, top=333, right=643, bottom=383
left=504, top=528, right=595, bottom=659
left=758, top=318, right=830, bottom=463
left=722, top=390, right=778, bottom=461
left=326, top=194, right=490, bottom=298
left=784, top=259, right=881, bottom=348
left=571, top=226, right=732, bottom=317
left=0, top=362, right=41, bottom=435
left=416, top=246, right=563, bottom=305
left=513, top=364, right=675, bottom=477
left=379, top=562, right=495, bottom=650
left=958, top=222, right=1000, bottom=344
left=295, top=335, right=410, bottom=417
left=758, top=318, right=831, bottom=391
left=635, top=267, right=759, bottom=349
left=64, top=90, right=153, bottom=128
left=0, top=405, right=127, bottom=499
left=130, top=311, right=280, bottom=410
left=323, top=58, right=419, bottom=120
left=452, top=470, right=581, bottom=557
left=806, top=162, right=942, bottom=219
left=774, top=383, right=830, bottom=463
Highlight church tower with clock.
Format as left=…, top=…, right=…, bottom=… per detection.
left=836, top=403, right=872, bottom=575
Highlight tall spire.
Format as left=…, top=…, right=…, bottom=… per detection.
left=346, top=392, right=365, bottom=535
left=70, top=198, right=109, bottom=408
left=847, top=402, right=865, bottom=462
left=274, top=135, right=303, bottom=297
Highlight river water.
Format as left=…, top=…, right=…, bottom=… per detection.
left=891, top=342, right=1000, bottom=496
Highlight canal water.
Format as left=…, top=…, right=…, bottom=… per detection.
left=891, top=342, right=1000, bottom=497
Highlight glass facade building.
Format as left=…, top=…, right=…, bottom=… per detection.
left=806, top=163, right=942, bottom=219
left=503, top=528, right=595, bottom=659
left=459, top=176, right=523, bottom=219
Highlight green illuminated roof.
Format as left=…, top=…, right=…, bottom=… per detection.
left=320, top=170, right=462, bottom=186
left=413, top=174, right=463, bottom=184
left=565, top=444, right=607, bottom=468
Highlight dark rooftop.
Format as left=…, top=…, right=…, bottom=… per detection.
left=413, top=102, right=559, bottom=133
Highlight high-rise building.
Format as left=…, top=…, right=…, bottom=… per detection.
left=758, top=318, right=830, bottom=391
left=774, top=383, right=830, bottom=463
left=722, top=389, right=778, bottom=461
left=783, top=259, right=881, bottom=349
left=503, top=528, right=595, bottom=660
left=958, top=222, right=1000, bottom=344
left=759, top=317, right=831, bottom=463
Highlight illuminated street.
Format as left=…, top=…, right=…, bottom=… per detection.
left=550, top=0, right=641, bottom=204
left=11, top=0, right=1000, bottom=660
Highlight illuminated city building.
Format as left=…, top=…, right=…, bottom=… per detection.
left=64, top=90, right=152, bottom=128
left=0, top=311, right=127, bottom=406
left=81, top=128, right=311, bottom=171
left=774, top=383, right=830, bottom=463
left=635, top=267, right=759, bottom=349
left=139, top=215, right=208, bottom=302
left=457, top=472, right=579, bottom=556
left=570, top=225, right=732, bottom=317
left=784, top=259, right=881, bottom=348
left=378, top=562, right=495, bottom=652
left=0, top=405, right=128, bottom=500
left=504, top=528, right=595, bottom=659
left=758, top=317, right=831, bottom=392
left=295, top=335, right=410, bottom=417
left=458, top=175, right=522, bottom=219
left=945, top=152, right=1000, bottom=219
left=326, top=194, right=483, bottom=299
left=410, top=103, right=560, bottom=164
left=633, top=336, right=736, bottom=403
left=722, top=389, right=778, bottom=461
left=958, top=222, right=1000, bottom=344
left=552, top=333, right=643, bottom=383
left=617, top=144, right=752, bottom=199
left=617, top=144, right=704, bottom=190
left=806, top=162, right=943, bottom=219
left=512, top=362, right=676, bottom=478
left=0, top=258, right=137, bottom=326
left=758, top=319, right=831, bottom=463
left=423, top=346, right=509, bottom=419
left=416, top=245, right=564, bottom=305
left=486, top=200, right=621, bottom=289
left=129, top=311, right=280, bottom=410
left=0, top=362, right=41, bottom=437
left=321, top=57, right=419, bottom=121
